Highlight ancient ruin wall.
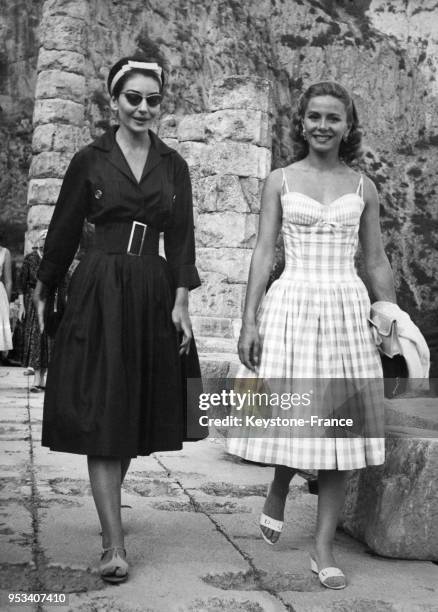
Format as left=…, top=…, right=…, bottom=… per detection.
left=15, top=0, right=438, bottom=349
left=159, top=77, right=273, bottom=357
left=0, top=0, right=44, bottom=254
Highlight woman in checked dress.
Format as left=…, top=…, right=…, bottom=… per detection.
left=227, top=82, right=396, bottom=589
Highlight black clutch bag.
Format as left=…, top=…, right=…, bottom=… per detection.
left=381, top=353, right=408, bottom=398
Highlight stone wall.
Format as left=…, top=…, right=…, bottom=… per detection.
left=159, top=77, right=273, bottom=360
left=26, top=0, right=90, bottom=252
left=7, top=0, right=437, bottom=359
left=0, top=0, right=43, bottom=255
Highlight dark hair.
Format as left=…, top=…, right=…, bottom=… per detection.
left=107, top=51, right=167, bottom=99
left=291, top=81, right=362, bottom=164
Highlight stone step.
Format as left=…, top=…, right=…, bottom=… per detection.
left=385, top=424, right=438, bottom=438
left=385, top=397, right=438, bottom=431
left=199, top=352, right=240, bottom=378
left=196, top=336, right=237, bottom=354
left=342, top=419, right=438, bottom=561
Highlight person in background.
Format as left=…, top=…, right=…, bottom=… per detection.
left=0, top=237, right=13, bottom=360
left=18, top=231, right=51, bottom=390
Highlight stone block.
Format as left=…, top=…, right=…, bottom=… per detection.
left=196, top=212, right=258, bottom=248
left=197, top=247, right=252, bottom=283
left=27, top=205, right=54, bottom=229
left=32, top=124, right=56, bottom=153
left=191, top=316, right=235, bottom=339
left=29, top=151, right=71, bottom=179
left=206, top=109, right=271, bottom=147
left=53, top=125, right=88, bottom=152
left=40, top=15, right=86, bottom=51
left=190, top=275, right=245, bottom=318
left=209, top=76, right=273, bottom=114
left=196, top=335, right=239, bottom=354
left=158, top=114, right=180, bottom=139
left=161, top=137, right=179, bottom=150
left=341, top=425, right=438, bottom=561
left=32, top=123, right=83, bottom=158
left=240, top=177, right=264, bottom=213
left=43, top=0, right=88, bottom=20
left=33, top=98, right=84, bottom=126
left=177, top=114, right=207, bottom=142
left=384, top=397, right=438, bottom=431
left=35, top=70, right=86, bottom=104
left=196, top=175, right=249, bottom=213
left=205, top=142, right=271, bottom=178
left=177, top=141, right=210, bottom=171
left=179, top=141, right=271, bottom=179
left=199, top=354, right=235, bottom=378
left=37, top=49, right=85, bottom=74
left=27, top=178, right=62, bottom=205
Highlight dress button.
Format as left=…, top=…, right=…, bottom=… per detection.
left=95, top=189, right=103, bottom=199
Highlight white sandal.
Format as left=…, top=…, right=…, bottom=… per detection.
left=310, top=556, right=346, bottom=590
left=259, top=512, right=283, bottom=545
left=100, top=546, right=129, bottom=584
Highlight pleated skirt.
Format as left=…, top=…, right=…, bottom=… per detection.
left=42, top=250, right=204, bottom=457
left=226, top=274, right=385, bottom=470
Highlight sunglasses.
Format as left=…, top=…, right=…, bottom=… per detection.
left=120, top=91, right=163, bottom=108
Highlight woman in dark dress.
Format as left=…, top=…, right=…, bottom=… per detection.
left=18, top=232, right=51, bottom=390
left=33, top=52, right=203, bottom=583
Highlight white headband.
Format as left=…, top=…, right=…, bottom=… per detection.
left=109, top=61, right=163, bottom=94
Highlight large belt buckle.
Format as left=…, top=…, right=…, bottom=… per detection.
left=127, top=221, right=147, bottom=256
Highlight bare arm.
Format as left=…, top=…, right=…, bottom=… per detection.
left=359, top=176, right=396, bottom=303
left=3, top=249, right=12, bottom=301
left=238, top=169, right=282, bottom=369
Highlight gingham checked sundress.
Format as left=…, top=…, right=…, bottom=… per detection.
left=226, top=171, right=384, bottom=470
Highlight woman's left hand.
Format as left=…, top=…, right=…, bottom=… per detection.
left=172, top=303, right=193, bottom=356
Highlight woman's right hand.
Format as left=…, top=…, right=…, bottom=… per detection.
left=238, top=321, right=261, bottom=372
left=33, top=280, right=46, bottom=333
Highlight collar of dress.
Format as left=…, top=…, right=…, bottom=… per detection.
left=90, top=125, right=174, bottom=156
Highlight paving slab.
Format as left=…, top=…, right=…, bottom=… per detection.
left=1, top=365, right=437, bottom=611
left=0, top=502, right=33, bottom=565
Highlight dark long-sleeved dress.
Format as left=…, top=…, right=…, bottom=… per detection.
left=19, top=250, right=52, bottom=370
left=38, top=127, right=205, bottom=457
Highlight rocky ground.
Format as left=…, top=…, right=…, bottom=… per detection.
left=0, top=365, right=437, bottom=612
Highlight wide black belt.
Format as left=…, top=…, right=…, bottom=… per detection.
left=93, top=222, right=159, bottom=256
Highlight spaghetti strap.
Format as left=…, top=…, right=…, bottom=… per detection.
left=356, top=174, right=364, bottom=198
left=281, top=168, right=291, bottom=195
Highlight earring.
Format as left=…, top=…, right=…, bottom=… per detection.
left=342, top=133, right=349, bottom=142
left=302, top=125, right=308, bottom=141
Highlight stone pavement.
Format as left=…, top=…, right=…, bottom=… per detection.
left=1, top=365, right=437, bottom=612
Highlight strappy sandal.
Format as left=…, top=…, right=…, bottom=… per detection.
left=310, top=556, right=346, bottom=590
left=99, top=546, right=129, bottom=583
left=259, top=512, right=283, bottom=545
